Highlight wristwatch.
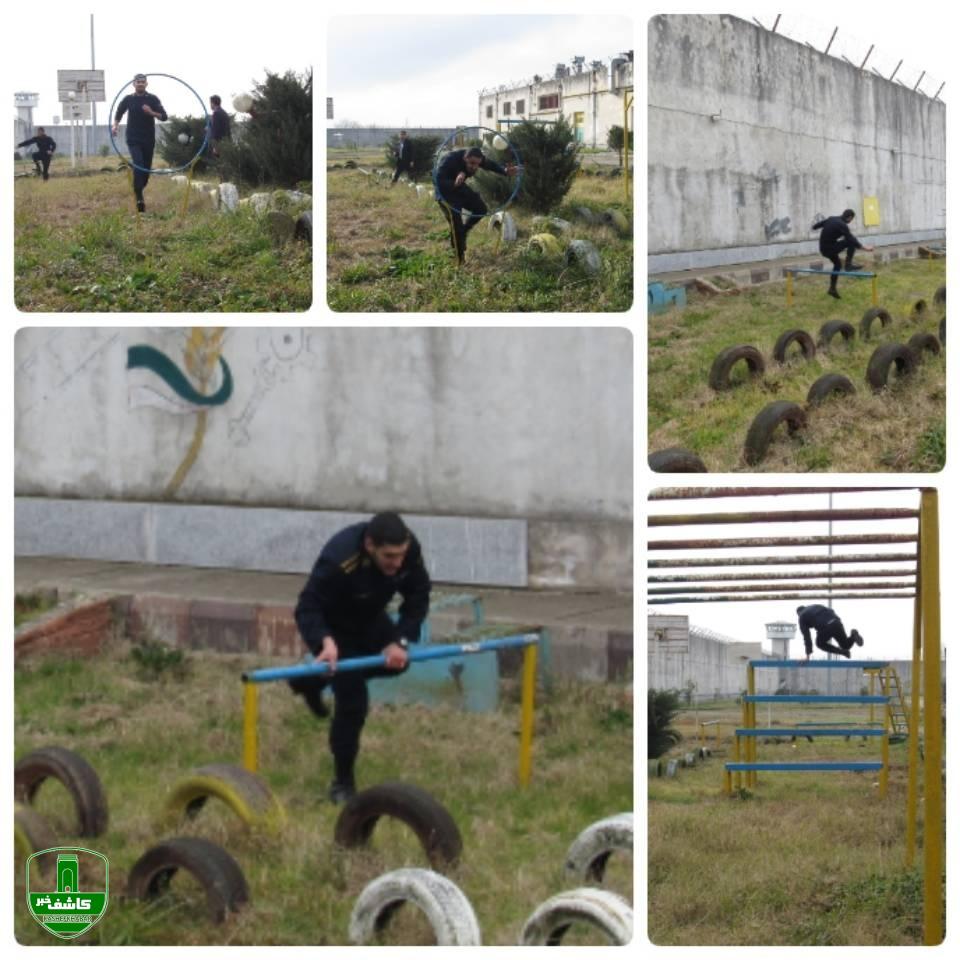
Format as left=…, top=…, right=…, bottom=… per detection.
left=397, top=637, right=409, bottom=650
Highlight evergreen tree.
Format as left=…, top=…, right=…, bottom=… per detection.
left=384, top=133, right=443, bottom=182
left=157, top=116, right=212, bottom=171
left=607, top=125, right=634, bottom=152
left=648, top=689, right=683, bottom=759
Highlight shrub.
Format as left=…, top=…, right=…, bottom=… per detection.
left=607, top=125, right=634, bottom=152
left=383, top=133, right=443, bottom=182
left=648, top=688, right=683, bottom=759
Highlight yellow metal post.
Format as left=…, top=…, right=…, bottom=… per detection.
left=869, top=671, right=876, bottom=726
left=906, top=570, right=922, bottom=868
left=518, top=643, right=538, bottom=787
left=786, top=271, right=794, bottom=306
left=243, top=681, right=259, bottom=773
left=733, top=732, right=741, bottom=791
left=919, top=489, right=943, bottom=945
left=871, top=275, right=878, bottom=306
left=880, top=722, right=889, bottom=799
left=180, top=156, right=200, bottom=218
left=747, top=664, right=757, bottom=787
left=623, top=91, right=634, bottom=205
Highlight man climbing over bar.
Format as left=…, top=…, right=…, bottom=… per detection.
left=797, top=604, right=864, bottom=659
left=291, top=512, right=431, bottom=803
left=812, top=209, right=875, bottom=300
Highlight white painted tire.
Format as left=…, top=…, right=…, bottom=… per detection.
left=349, top=868, right=481, bottom=946
left=520, top=887, right=633, bottom=945
left=564, top=812, right=633, bottom=883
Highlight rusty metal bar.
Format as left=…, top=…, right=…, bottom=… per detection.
left=649, top=581, right=915, bottom=595
left=649, top=487, right=910, bottom=501
left=649, top=592, right=915, bottom=604
left=649, top=569, right=917, bottom=583
left=649, top=508, right=918, bottom=527
left=649, top=534, right=918, bottom=550
left=648, top=552, right=917, bottom=568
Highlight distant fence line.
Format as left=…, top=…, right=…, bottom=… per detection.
left=327, top=127, right=456, bottom=149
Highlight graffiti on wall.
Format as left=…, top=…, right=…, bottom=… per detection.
left=764, top=216, right=792, bottom=241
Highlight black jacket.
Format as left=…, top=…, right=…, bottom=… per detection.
left=813, top=215, right=862, bottom=254
left=295, top=522, right=431, bottom=654
left=115, top=93, right=168, bottom=142
left=210, top=106, right=231, bottom=142
left=434, top=149, right=507, bottom=200
left=797, top=604, right=841, bottom=655
left=394, top=138, right=413, bottom=165
left=18, top=134, right=56, bottom=155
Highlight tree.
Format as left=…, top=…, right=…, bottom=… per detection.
left=648, top=689, right=683, bottom=759
left=157, top=115, right=212, bottom=172
left=383, top=133, right=442, bottom=182
left=607, top=125, right=634, bottom=152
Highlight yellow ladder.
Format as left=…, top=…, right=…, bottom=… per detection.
left=868, top=667, right=909, bottom=738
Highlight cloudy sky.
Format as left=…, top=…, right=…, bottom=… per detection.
left=647, top=489, right=932, bottom=662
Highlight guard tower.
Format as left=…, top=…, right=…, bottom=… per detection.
left=14, top=92, right=39, bottom=143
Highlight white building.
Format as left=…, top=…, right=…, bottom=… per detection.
left=478, top=54, right=633, bottom=149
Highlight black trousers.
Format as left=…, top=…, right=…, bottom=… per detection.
left=822, top=240, right=859, bottom=289
left=392, top=161, right=415, bottom=183
left=31, top=151, right=52, bottom=180
left=437, top=184, right=487, bottom=258
left=127, top=140, right=155, bottom=197
left=814, top=620, right=853, bottom=657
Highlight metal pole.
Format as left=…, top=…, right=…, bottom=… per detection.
left=90, top=15, right=97, bottom=156
left=518, top=643, right=538, bottom=787
left=243, top=682, right=258, bottom=773
left=906, top=565, right=922, bottom=868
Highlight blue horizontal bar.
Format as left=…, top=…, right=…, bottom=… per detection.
left=744, top=695, right=888, bottom=703
left=750, top=660, right=888, bottom=668
left=786, top=268, right=876, bottom=277
left=242, top=633, right=540, bottom=683
left=725, top=762, right=883, bottom=772
left=735, top=728, right=886, bottom=737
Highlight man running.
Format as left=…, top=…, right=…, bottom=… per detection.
left=435, top=146, right=517, bottom=264
left=392, top=130, right=414, bottom=184
left=812, top=209, right=875, bottom=300
left=18, top=128, right=57, bottom=181
left=797, top=604, right=864, bottom=659
left=112, top=74, right=168, bottom=213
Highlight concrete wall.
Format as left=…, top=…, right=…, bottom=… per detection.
left=327, top=127, right=454, bottom=149
left=15, top=328, right=632, bottom=590
left=648, top=15, right=946, bottom=272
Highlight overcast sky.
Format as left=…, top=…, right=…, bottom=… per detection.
left=647, top=489, right=931, bottom=662
left=9, top=7, right=314, bottom=126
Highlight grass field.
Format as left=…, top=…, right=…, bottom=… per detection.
left=326, top=152, right=634, bottom=312
left=648, top=258, right=947, bottom=472
left=14, top=165, right=312, bottom=312
left=14, top=640, right=632, bottom=946
left=649, top=701, right=941, bottom=945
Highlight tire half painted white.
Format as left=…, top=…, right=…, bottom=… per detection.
left=564, top=812, right=634, bottom=883
left=520, top=887, right=633, bottom=945
left=349, top=868, right=482, bottom=946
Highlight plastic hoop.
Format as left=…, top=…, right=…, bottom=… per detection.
left=109, top=73, right=210, bottom=174
left=432, top=126, right=523, bottom=217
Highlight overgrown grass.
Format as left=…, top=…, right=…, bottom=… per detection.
left=14, top=591, right=58, bottom=628
left=649, top=704, right=941, bottom=945
left=326, top=166, right=633, bottom=312
left=14, top=644, right=632, bottom=945
left=648, top=259, right=947, bottom=471
left=14, top=172, right=311, bottom=312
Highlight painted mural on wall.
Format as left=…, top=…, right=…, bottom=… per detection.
left=126, top=329, right=233, bottom=497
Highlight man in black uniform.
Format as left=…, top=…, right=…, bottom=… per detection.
left=292, top=512, right=431, bottom=803
left=812, top=209, right=875, bottom=299
left=112, top=74, right=168, bottom=213
left=392, top=130, right=414, bottom=184
left=17, top=127, right=57, bottom=180
left=435, top=146, right=517, bottom=263
left=208, top=95, right=231, bottom=157
left=797, top=604, right=864, bottom=659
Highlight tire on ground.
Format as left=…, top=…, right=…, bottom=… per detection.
left=866, top=343, right=918, bottom=391
left=708, top=345, right=766, bottom=391
left=907, top=332, right=941, bottom=359
left=293, top=211, right=312, bottom=245
left=14, top=746, right=108, bottom=837
left=933, top=285, right=945, bottom=307
left=349, top=867, right=481, bottom=945
left=939, top=316, right=946, bottom=347
left=527, top=233, right=562, bottom=256
left=806, top=373, right=857, bottom=407
left=772, top=329, right=816, bottom=363
left=817, top=320, right=856, bottom=349
left=125, top=836, right=249, bottom=924
left=334, top=782, right=462, bottom=870
left=519, top=888, right=633, bottom=946
left=743, top=401, right=808, bottom=465
left=564, top=813, right=634, bottom=884
left=15, top=803, right=59, bottom=876
left=161, top=763, right=286, bottom=832
left=648, top=448, right=707, bottom=473
left=908, top=298, right=928, bottom=319
left=564, top=239, right=602, bottom=275
left=860, top=307, right=892, bottom=340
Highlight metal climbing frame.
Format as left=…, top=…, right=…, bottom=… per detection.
left=785, top=267, right=878, bottom=306
left=647, top=487, right=943, bottom=945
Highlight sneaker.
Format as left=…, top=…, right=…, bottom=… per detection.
left=136, top=199, right=146, bottom=213
left=827, top=289, right=841, bottom=299
left=329, top=779, right=357, bottom=804
left=841, top=649, right=852, bottom=659
left=846, top=262, right=865, bottom=272
left=850, top=629, right=864, bottom=647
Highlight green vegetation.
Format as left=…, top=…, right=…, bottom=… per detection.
left=14, top=644, right=632, bottom=945
left=382, top=133, right=443, bottom=182
left=15, top=592, right=58, bottom=628
left=648, top=258, right=947, bottom=471
left=648, top=689, right=682, bottom=759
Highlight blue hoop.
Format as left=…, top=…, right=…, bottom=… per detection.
left=109, top=73, right=210, bottom=174
left=432, top=125, right=523, bottom=217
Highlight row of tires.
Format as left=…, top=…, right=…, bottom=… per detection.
left=648, top=747, right=712, bottom=779
left=14, top=746, right=633, bottom=943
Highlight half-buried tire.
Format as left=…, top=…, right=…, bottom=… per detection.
left=14, top=804, right=59, bottom=876
left=520, top=888, right=633, bottom=946
left=806, top=373, right=857, bottom=407
left=866, top=343, right=918, bottom=391
left=939, top=316, right=946, bottom=347
left=933, top=285, right=946, bottom=307
left=564, top=812, right=634, bottom=884
left=743, top=401, right=808, bottom=465
left=334, top=782, right=462, bottom=870
left=708, top=345, right=765, bottom=391
left=294, top=211, right=312, bottom=245
left=648, top=448, right=707, bottom=473
left=860, top=307, right=892, bottom=340
left=125, top=837, right=249, bottom=924
left=772, top=329, right=816, bottom=364
left=349, top=868, right=481, bottom=945
left=907, top=332, right=942, bottom=359
left=817, top=320, right=856, bottom=349
left=14, top=746, right=108, bottom=838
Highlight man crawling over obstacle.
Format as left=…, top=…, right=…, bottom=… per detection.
left=290, top=512, right=431, bottom=803
left=797, top=604, right=864, bottom=659
left=812, top=209, right=875, bottom=300
left=435, top=146, right=518, bottom=264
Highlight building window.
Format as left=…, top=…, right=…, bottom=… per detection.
left=503, top=101, right=511, bottom=116
left=515, top=99, right=525, bottom=114
left=538, top=93, right=559, bottom=110
left=485, top=105, right=493, bottom=118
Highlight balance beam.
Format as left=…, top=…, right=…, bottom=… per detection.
left=744, top=694, right=888, bottom=703
left=785, top=267, right=878, bottom=306
left=749, top=659, right=889, bottom=668
left=726, top=761, right=883, bottom=772
left=734, top=728, right=886, bottom=737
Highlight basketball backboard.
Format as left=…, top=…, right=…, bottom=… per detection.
left=57, top=70, right=106, bottom=102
